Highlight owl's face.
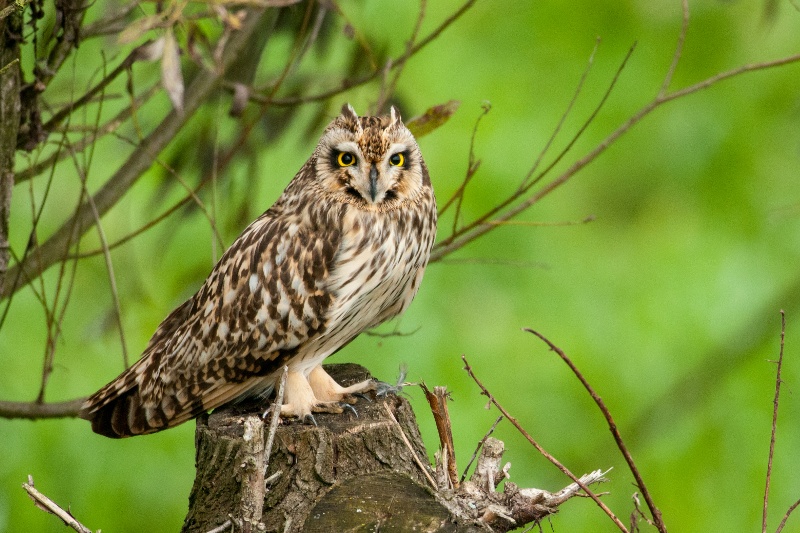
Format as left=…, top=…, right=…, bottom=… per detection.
left=314, top=104, right=429, bottom=211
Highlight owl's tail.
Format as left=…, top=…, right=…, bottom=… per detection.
left=79, top=361, right=206, bottom=438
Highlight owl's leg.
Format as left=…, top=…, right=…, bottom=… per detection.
left=308, top=365, right=376, bottom=404
left=279, top=369, right=344, bottom=419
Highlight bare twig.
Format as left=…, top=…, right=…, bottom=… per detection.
left=206, top=519, right=234, bottom=533
left=239, top=0, right=478, bottom=109
left=630, top=492, right=656, bottom=532
left=383, top=402, right=437, bottom=489
left=0, top=397, right=85, bottom=418
left=776, top=499, right=800, bottom=533
left=524, top=328, right=666, bottom=533
left=520, top=37, right=600, bottom=191
left=438, top=102, right=491, bottom=228
left=431, top=24, right=800, bottom=266
left=0, top=5, right=271, bottom=301
left=659, top=0, right=689, bottom=96
left=460, top=415, right=503, bottom=483
left=762, top=310, right=786, bottom=533
left=264, top=365, right=288, bottom=466
left=420, top=383, right=459, bottom=489
left=461, top=354, right=628, bottom=532
left=432, top=43, right=637, bottom=260
left=22, top=475, right=94, bottom=533
left=15, top=83, right=161, bottom=184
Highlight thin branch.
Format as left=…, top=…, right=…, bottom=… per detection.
left=0, top=5, right=271, bottom=302
left=461, top=353, right=628, bottom=532
left=432, top=42, right=637, bottom=258
left=15, top=83, right=161, bottom=184
left=659, top=0, right=689, bottom=96
left=0, top=397, right=85, bottom=419
left=524, top=328, right=667, bottom=533
left=520, top=37, right=600, bottom=191
left=264, top=365, right=288, bottom=466
left=22, top=476, right=93, bottom=533
left=238, top=0, right=478, bottom=108
left=438, top=102, right=490, bottom=223
left=41, top=46, right=139, bottom=134
left=383, top=402, right=437, bottom=489
left=460, top=415, right=503, bottom=483
left=432, top=43, right=800, bottom=264
left=776, top=499, right=800, bottom=533
left=762, top=310, right=786, bottom=533
left=206, top=519, right=234, bottom=533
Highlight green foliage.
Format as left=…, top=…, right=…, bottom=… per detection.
left=2, top=1, right=800, bottom=531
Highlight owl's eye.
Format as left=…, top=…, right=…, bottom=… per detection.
left=389, top=153, right=405, bottom=167
left=337, top=152, right=356, bottom=167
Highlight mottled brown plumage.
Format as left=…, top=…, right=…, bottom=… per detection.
left=80, top=104, right=437, bottom=438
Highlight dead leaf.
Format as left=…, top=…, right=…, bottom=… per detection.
left=161, top=27, right=185, bottom=114
left=407, top=100, right=461, bottom=138
left=134, top=37, right=165, bottom=62
left=119, top=14, right=164, bottom=44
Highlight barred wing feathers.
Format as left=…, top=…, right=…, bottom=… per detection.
left=79, top=210, right=341, bottom=438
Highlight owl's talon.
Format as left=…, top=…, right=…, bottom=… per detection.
left=342, top=403, right=358, bottom=417
left=303, top=413, right=318, bottom=426
left=353, top=392, right=372, bottom=403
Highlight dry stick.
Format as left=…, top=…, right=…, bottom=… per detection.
left=762, top=310, right=786, bottom=533
left=524, top=328, right=667, bottom=533
left=461, top=354, right=628, bottom=532
left=383, top=402, right=437, bottom=489
left=22, top=476, right=93, bottom=533
left=264, top=365, right=288, bottom=467
left=460, top=415, right=503, bottom=484
left=420, top=383, right=459, bottom=489
left=206, top=519, right=234, bottom=533
left=0, top=397, right=86, bottom=419
left=776, top=499, right=800, bottom=533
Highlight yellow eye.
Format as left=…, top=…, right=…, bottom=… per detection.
left=389, top=153, right=404, bottom=167
left=337, top=152, right=356, bottom=167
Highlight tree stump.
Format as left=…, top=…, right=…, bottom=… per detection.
left=182, top=364, right=607, bottom=532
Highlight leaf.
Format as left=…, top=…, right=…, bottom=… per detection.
left=134, top=37, right=165, bottom=62
left=161, top=28, right=184, bottom=114
left=406, top=100, right=460, bottom=139
left=118, top=14, right=165, bottom=44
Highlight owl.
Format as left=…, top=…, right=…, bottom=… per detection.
left=80, top=104, right=437, bottom=438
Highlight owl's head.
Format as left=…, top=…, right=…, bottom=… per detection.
left=312, top=104, right=431, bottom=210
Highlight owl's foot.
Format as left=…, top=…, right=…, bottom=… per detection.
left=278, top=368, right=367, bottom=420
left=308, top=365, right=376, bottom=404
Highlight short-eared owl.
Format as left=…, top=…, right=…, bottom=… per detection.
left=80, top=104, right=437, bottom=438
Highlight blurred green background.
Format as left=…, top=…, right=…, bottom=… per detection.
left=2, top=1, right=800, bottom=531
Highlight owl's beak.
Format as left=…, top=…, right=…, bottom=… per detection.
left=369, top=164, right=378, bottom=202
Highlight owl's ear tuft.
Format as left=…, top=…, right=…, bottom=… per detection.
left=340, top=103, right=359, bottom=124
left=389, top=106, right=402, bottom=126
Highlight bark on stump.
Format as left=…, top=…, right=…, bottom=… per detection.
left=182, top=364, right=606, bottom=532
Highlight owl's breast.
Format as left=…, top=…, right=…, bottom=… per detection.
left=294, top=201, right=435, bottom=367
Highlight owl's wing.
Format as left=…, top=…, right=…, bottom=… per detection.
left=80, top=211, right=342, bottom=438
